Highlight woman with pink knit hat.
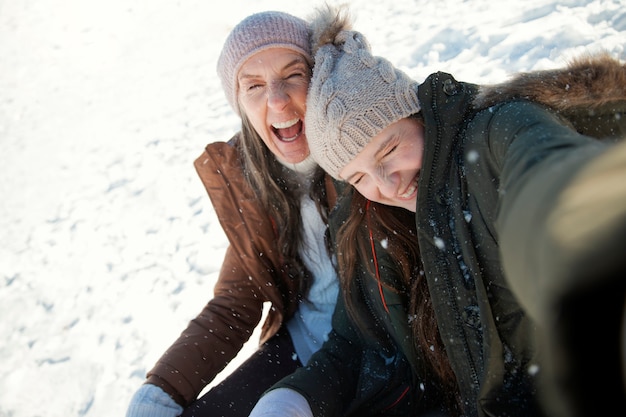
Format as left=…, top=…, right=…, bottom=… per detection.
left=125, top=9, right=350, bottom=417
left=248, top=4, right=626, bottom=417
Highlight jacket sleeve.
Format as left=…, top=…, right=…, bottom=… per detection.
left=146, top=138, right=297, bottom=406
left=490, top=100, right=621, bottom=324
left=491, top=100, right=626, bottom=416
left=145, top=244, right=267, bottom=406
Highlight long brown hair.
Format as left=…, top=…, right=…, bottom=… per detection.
left=336, top=191, right=462, bottom=415
left=236, top=111, right=331, bottom=298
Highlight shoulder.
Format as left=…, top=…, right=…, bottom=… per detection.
left=193, top=132, right=243, bottom=176
left=478, top=100, right=570, bottom=134
left=467, top=100, right=575, bottom=153
left=193, top=131, right=258, bottom=207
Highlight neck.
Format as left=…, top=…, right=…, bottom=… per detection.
left=278, top=155, right=317, bottom=175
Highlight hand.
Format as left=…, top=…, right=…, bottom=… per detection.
left=125, top=384, right=184, bottom=417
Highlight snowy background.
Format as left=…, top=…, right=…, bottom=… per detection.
left=1, top=0, right=624, bottom=415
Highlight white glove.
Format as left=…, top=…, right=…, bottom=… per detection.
left=248, top=388, right=314, bottom=417
left=125, top=384, right=184, bottom=417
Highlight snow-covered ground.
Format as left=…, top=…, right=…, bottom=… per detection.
left=1, top=0, right=624, bottom=415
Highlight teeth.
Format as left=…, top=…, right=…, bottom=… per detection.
left=399, top=177, right=418, bottom=198
left=280, top=132, right=300, bottom=142
left=272, top=118, right=299, bottom=129
left=400, top=184, right=416, bottom=198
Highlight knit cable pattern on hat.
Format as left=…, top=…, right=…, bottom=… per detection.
left=306, top=29, right=421, bottom=180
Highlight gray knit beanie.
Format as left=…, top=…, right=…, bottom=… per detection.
left=306, top=28, right=421, bottom=180
left=217, top=11, right=313, bottom=115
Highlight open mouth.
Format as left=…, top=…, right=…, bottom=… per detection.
left=398, top=175, right=419, bottom=199
left=272, top=118, right=303, bottom=142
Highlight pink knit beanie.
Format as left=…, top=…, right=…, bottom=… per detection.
left=217, top=11, right=313, bottom=115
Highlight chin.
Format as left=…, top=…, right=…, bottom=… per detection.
left=400, top=201, right=417, bottom=213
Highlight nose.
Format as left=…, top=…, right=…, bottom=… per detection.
left=374, top=173, right=397, bottom=199
left=267, top=81, right=289, bottom=110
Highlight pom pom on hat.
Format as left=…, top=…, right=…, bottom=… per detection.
left=217, top=11, right=313, bottom=115
left=306, top=18, right=421, bottom=180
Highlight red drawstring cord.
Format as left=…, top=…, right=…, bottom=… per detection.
left=366, top=200, right=390, bottom=313
left=384, top=385, right=411, bottom=411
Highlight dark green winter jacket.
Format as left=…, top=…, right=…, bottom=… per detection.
left=413, top=68, right=624, bottom=417
left=273, top=56, right=626, bottom=417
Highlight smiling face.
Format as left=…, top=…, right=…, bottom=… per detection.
left=237, top=48, right=312, bottom=165
left=339, top=117, right=425, bottom=212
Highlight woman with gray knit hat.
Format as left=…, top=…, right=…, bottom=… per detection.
left=125, top=9, right=350, bottom=417
left=249, top=4, right=626, bottom=417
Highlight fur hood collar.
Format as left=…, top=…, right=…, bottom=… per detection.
left=475, top=52, right=626, bottom=112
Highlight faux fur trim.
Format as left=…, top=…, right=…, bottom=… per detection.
left=474, top=52, right=626, bottom=112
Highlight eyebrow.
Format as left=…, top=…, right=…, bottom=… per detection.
left=374, top=135, right=394, bottom=159
left=238, top=57, right=308, bottom=81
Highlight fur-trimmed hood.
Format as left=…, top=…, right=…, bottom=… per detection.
left=475, top=52, right=626, bottom=111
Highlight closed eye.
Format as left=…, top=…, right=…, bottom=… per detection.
left=384, top=144, right=398, bottom=157
left=351, top=173, right=365, bottom=185
left=287, top=71, right=307, bottom=79
left=246, top=83, right=263, bottom=91
left=240, top=79, right=265, bottom=92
